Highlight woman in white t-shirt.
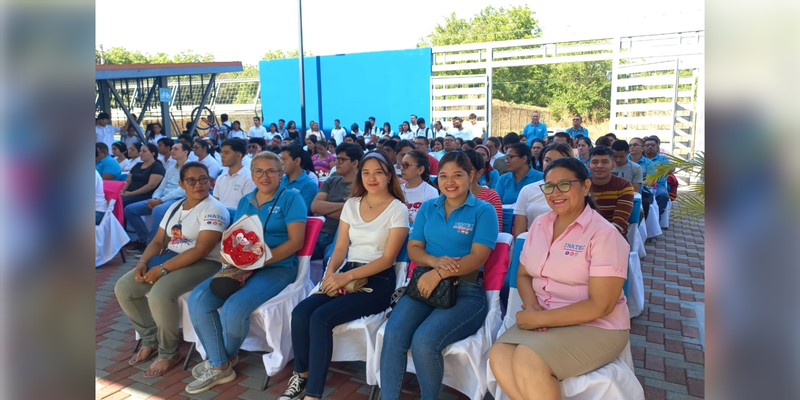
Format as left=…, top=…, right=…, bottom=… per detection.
left=115, top=161, right=230, bottom=378
left=147, top=122, right=166, bottom=145
left=400, top=150, right=438, bottom=223
left=281, top=150, right=409, bottom=400
left=192, top=140, right=221, bottom=180
left=227, top=121, right=247, bottom=140
left=513, top=143, right=574, bottom=237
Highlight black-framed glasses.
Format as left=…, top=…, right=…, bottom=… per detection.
left=184, top=176, right=210, bottom=186
left=336, top=157, right=351, bottom=163
left=399, top=162, right=419, bottom=170
left=252, top=168, right=282, bottom=178
left=505, top=154, right=524, bottom=161
left=644, top=143, right=658, bottom=148
left=539, top=180, right=582, bottom=195
left=248, top=144, right=261, bottom=149
left=630, top=143, right=643, bottom=148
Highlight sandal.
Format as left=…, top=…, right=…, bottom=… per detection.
left=143, top=355, right=182, bottom=378
left=128, top=347, right=157, bottom=366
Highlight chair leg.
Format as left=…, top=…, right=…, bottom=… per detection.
left=368, top=385, right=379, bottom=400
left=260, top=374, right=271, bottom=391
left=119, top=249, right=126, bottom=264
left=132, top=339, right=141, bottom=354
left=182, top=342, right=195, bottom=371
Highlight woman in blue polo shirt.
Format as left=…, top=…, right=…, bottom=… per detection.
left=380, top=151, right=498, bottom=400
left=185, top=151, right=307, bottom=394
left=495, top=143, right=544, bottom=204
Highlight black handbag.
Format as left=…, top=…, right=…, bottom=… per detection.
left=405, top=267, right=459, bottom=309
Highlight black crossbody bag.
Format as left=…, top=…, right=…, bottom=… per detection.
left=404, top=267, right=459, bottom=309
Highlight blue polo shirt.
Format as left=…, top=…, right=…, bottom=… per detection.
left=576, top=155, right=592, bottom=176
left=96, top=155, right=122, bottom=180
left=565, top=126, right=589, bottom=138
left=279, top=172, right=319, bottom=215
left=495, top=167, right=544, bottom=204
left=410, top=193, right=498, bottom=281
left=646, top=154, right=670, bottom=191
left=523, top=122, right=548, bottom=145
left=629, top=155, right=655, bottom=179
left=477, top=169, right=500, bottom=189
left=234, top=188, right=307, bottom=269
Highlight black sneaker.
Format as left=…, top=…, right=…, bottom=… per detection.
left=278, top=371, right=307, bottom=400
left=134, top=241, right=148, bottom=252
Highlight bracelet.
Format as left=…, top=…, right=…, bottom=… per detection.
left=435, top=268, right=443, bottom=279
left=137, top=259, right=147, bottom=265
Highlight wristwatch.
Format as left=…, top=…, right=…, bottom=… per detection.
left=160, top=265, right=169, bottom=276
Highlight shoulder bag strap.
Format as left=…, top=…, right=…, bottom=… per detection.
left=260, top=188, right=286, bottom=233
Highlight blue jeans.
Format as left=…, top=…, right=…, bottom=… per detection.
left=655, top=186, right=669, bottom=217
left=291, top=263, right=395, bottom=398
left=95, top=211, right=104, bottom=225
left=188, top=264, right=298, bottom=367
left=123, top=198, right=178, bottom=243
left=380, top=280, right=488, bottom=400
left=312, top=231, right=335, bottom=263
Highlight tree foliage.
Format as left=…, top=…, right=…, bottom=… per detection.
left=97, top=47, right=215, bottom=65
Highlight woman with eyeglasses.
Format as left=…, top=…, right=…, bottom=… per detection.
left=489, top=157, right=629, bottom=400
left=496, top=143, right=544, bottom=205
left=116, top=162, right=230, bottom=378
left=281, top=150, right=408, bottom=400
left=513, top=143, right=575, bottom=238
left=400, top=150, right=438, bottom=223
left=121, top=143, right=166, bottom=208
left=185, top=151, right=307, bottom=394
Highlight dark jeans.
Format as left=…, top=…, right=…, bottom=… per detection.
left=291, top=263, right=395, bottom=398
left=312, top=231, right=335, bottom=262
left=122, top=193, right=152, bottom=209
left=96, top=211, right=104, bottom=225
left=641, top=188, right=654, bottom=220
left=655, top=186, right=669, bottom=217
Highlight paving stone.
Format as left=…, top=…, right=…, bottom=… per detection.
left=103, top=330, right=133, bottom=341
left=184, top=389, right=220, bottom=400
left=96, top=347, right=122, bottom=361
left=96, top=356, right=117, bottom=370
left=121, top=382, right=161, bottom=398
left=98, top=338, right=127, bottom=350
left=238, top=388, right=279, bottom=400
left=644, top=376, right=689, bottom=394
left=96, top=369, right=111, bottom=380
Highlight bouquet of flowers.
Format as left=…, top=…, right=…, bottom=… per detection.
left=220, top=214, right=272, bottom=270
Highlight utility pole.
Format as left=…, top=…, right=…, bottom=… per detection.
left=298, top=0, right=306, bottom=137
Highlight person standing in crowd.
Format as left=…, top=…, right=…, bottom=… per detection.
left=280, top=144, right=319, bottom=214
left=474, top=145, right=500, bottom=189
left=116, top=162, right=229, bottom=379
left=306, top=121, right=324, bottom=142
left=96, top=142, right=123, bottom=181
left=249, top=116, right=267, bottom=138
left=553, top=131, right=573, bottom=147
left=214, top=139, right=256, bottom=214
left=523, top=111, right=548, bottom=146
left=465, top=149, right=503, bottom=231
left=490, top=157, right=629, bottom=400
left=310, top=143, right=362, bottom=263
left=449, top=117, right=472, bottom=142
left=330, top=119, right=347, bottom=145
left=280, top=151, right=408, bottom=400
left=628, top=137, right=655, bottom=219
left=588, top=146, right=634, bottom=236
left=530, top=138, right=546, bottom=171
left=147, top=122, right=166, bottom=145
left=277, top=119, right=288, bottom=138
left=414, top=118, right=432, bottom=139
left=380, top=151, right=498, bottom=400
left=112, top=142, right=133, bottom=175
left=193, top=140, right=221, bottom=181
left=496, top=143, right=543, bottom=204
left=312, top=139, right=336, bottom=172
left=414, top=136, right=440, bottom=175
left=286, top=120, right=301, bottom=142
left=409, top=114, right=418, bottom=133
left=216, top=114, right=231, bottom=142
left=494, top=132, right=520, bottom=175
left=468, top=113, right=483, bottom=138
left=184, top=152, right=306, bottom=394
left=95, top=112, right=119, bottom=149
left=122, top=125, right=141, bottom=148
left=267, top=122, right=280, bottom=139
left=228, top=121, right=247, bottom=140
left=513, top=143, right=574, bottom=237
left=565, top=114, right=589, bottom=138
left=611, top=140, right=643, bottom=193
left=350, top=123, right=363, bottom=138
left=431, top=120, right=446, bottom=138
left=124, top=143, right=143, bottom=175
left=643, top=135, right=670, bottom=216
left=120, top=143, right=165, bottom=208
left=364, top=120, right=377, bottom=147
left=368, top=116, right=380, bottom=137
left=400, top=149, right=438, bottom=223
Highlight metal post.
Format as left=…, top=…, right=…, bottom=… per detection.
left=106, top=79, right=145, bottom=143
left=298, top=0, right=306, bottom=135
left=189, top=74, right=217, bottom=138
left=671, top=58, right=680, bottom=158
left=485, top=47, right=493, bottom=139
left=159, top=76, right=172, bottom=138
left=137, top=79, right=158, bottom=125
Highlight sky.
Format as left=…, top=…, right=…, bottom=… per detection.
left=96, top=0, right=704, bottom=66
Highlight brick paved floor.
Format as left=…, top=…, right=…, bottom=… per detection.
left=96, top=217, right=704, bottom=399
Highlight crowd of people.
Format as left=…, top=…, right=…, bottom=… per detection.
left=96, top=109, right=676, bottom=400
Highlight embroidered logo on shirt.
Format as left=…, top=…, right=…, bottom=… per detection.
left=453, top=222, right=474, bottom=234
left=203, top=214, right=226, bottom=226
left=563, top=243, right=585, bottom=257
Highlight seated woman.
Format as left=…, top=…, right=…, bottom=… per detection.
left=185, top=151, right=307, bottom=394
left=489, top=157, right=630, bottom=400
left=474, top=145, right=500, bottom=189
left=513, top=143, right=574, bottom=237
left=496, top=143, right=544, bottom=205
left=115, top=162, right=229, bottom=378
left=400, top=150, right=438, bottom=224
left=112, top=142, right=133, bottom=176
left=311, top=139, right=336, bottom=172
left=280, top=150, right=408, bottom=400
left=121, top=143, right=165, bottom=208
left=124, top=142, right=143, bottom=175
left=464, top=149, right=502, bottom=232
left=530, top=139, right=546, bottom=171
left=380, top=151, right=498, bottom=400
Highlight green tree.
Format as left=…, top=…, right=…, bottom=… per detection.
left=97, top=47, right=215, bottom=65
left=262, top=49, right=313, bottom=60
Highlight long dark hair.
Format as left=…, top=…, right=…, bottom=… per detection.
left=463, top=149, right=489, bottom=185
left=404, top=150, right=431, bottom=183
left=439, top=151, right=474, bottom=175
left=142, top=143, right=162, bottom=164
left=508, top=142, right=533, bottom=167
left=147, top=122, right=163, bottom=141
left=543, top=157, right=597, bottom=210
left=111, top=141, right=128, bottom=158
left=351, top=149, right=405, bottom=203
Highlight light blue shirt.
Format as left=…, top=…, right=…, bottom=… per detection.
left=431, top=149, right=447, bottom=161
left=410, top=193, right=498, bottom=261
left=565, top=126, right=589, bottom=138
left=495, top=167, right=544, bottom=204
left=646, top=154, right=669, bottom=191
left=629, top=155, right=655, bottom=179
left=95, top=155, right=122, bottom=181
left=523, top=122, right=548, bottom=145
left=152, top=163, right=185, bottom=201
left=235, top=189, right=307, bottom=269
left=279, top=172, right=319, bottom=215
left=477, top=169, right=500, bottom=189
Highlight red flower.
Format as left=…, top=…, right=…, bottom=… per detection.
left=232, top=229, right=245, bottom=237
left=223, top=236, right=233, bottom=249
left=234, top=252, right=246, bottom=265
left=245, top=232, right=258, bottom=243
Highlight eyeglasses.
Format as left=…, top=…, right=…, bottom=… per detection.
left=252, top=168, right=282, bottom=178
left=630, top=143, right=643, bottom=148
left=539, top=180, right=582, bottom=195
left=248, top=144, right=260, bottom=149
left=644, top=143, right=658, bottom=148
left=505, top=154, right=524, bottom=161
left=336, top=157, right=351, bottom=163
left=184, top=176, right=210, bottom=186
left=399, top=162, right=419, bottom=170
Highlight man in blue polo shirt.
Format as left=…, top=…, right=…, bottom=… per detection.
left=628, top=137, right=656, bottom=219
left=95, top=142, right=122, bottom=180
left=523, top=111, right=548, bottom=146
left=565, top=114, right=589, bottom=138
left=279, top=144, right=319, bottom=215
left=643, top=136, right=670, bottom=217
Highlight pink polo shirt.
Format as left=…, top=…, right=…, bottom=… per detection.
left=522, top=204, right=631, bottom=330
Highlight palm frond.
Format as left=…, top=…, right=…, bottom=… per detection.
left=670, top=193, right=705, bottom=223
left=643, top=151, right=705, bottom=224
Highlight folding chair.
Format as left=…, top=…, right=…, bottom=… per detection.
left=660, top=199, right=672, bottom=229
left=96, top=181, right=129, bottom=267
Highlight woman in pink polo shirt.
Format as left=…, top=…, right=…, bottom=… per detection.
left=489, top=156, right=630, bottom=400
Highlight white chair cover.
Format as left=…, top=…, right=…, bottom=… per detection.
left=660, top=199, right=672, bottom=229
left=645, top=203, right=662, bottom=239
left=626, top=223, right=646, bottom=258
left=96, top=199, right=130, bottom=267
left=626, top=252, right=645, bottom=318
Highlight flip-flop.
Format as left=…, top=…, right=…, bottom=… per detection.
left=143, top=356, right=182, bottom=378
left=128, top=347, right=157, bottom=366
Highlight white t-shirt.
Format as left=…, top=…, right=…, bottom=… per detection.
left=158, top=154, right=178, bottom=168
left=449, top=127, right=473, bottom=141
left=96, top=124, right=120, bottom=150
left=513, top=179, right=551, bottom=230
left=398, top=131, right=414, bottom=140
left=198, top=155, right=221, bottom=179
left=306, top=130, right=324, bottom=141
left=95, top=170, right=107, bottom=212
left=228, top=130, right=247, bottom=140
left=122, top=157, right=141, bottom=174
left=307, top=170, right=320, bottom=185
left=159, top=196, right=230, bottom=261
left=402, top=182, right=439, bottom=223
left=330, top=128, right=347, bottom=144
left=340, top=198, right=409, bottom=264
left=123, top=134, right=140, bottom=148
left=213, top=167, right=256, bottom=209
left=187, top=151, right=199, bottom=162
left=148, top=134, right=165, bottom=145
left=249, top=125, right=267, bottom=138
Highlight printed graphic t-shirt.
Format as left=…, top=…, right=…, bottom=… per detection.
left=159, top=196, right=230, bottom=261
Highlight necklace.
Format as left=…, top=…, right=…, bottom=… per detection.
left=365, top=194, right=391, bottom=209
left=177, top=199, right=203, bottom=225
